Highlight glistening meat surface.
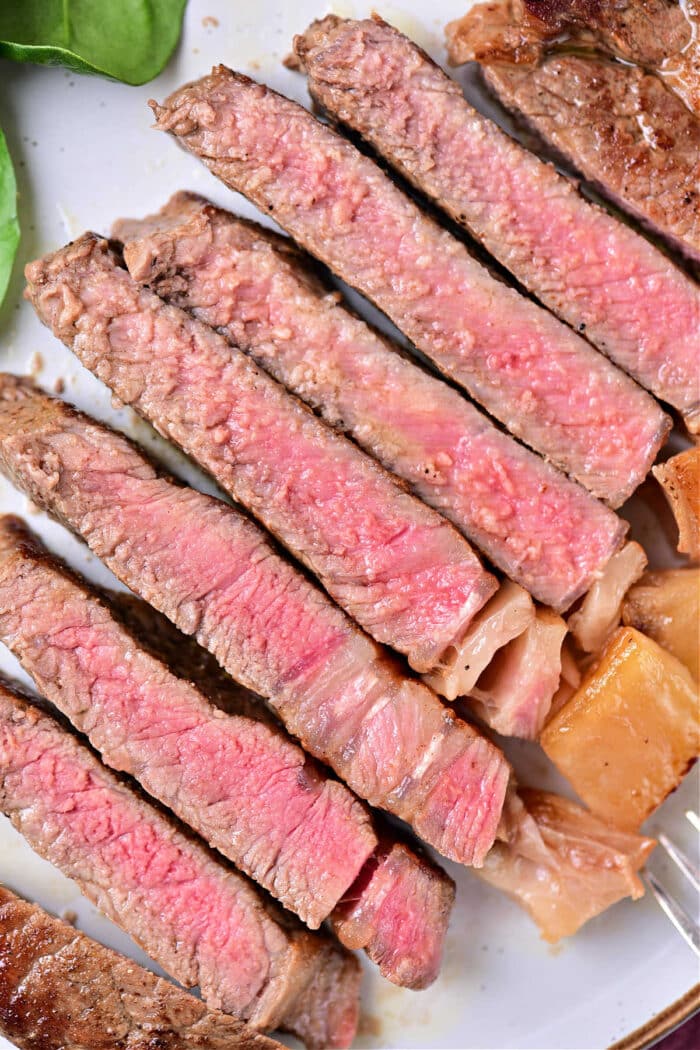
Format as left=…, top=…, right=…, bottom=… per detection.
left=0, top=514, right=376, bottom=930
left=115, top=192, right=627, bottom=612
left=150, top=66, right=669, bottom=505
left=0, top=885, right=283, bottom=1050
left=0, top=682, right=360, bottom=1049
left=0, top=375, right=510, bottom=867
left=295, top=16, right=700, bottom=425
left=25, top=233, right=496, bottom=677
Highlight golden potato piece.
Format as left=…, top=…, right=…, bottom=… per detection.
left=622, top=569, right=699, bottom=681
left=653, top=447, right=700, bottom=561
left=541, top=627, right=699, bottom=830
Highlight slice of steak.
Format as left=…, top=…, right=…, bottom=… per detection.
left=0, top=375, right=510, bottom=867
left=25, top=234, right=497, bottom=679
left=295, top=17, right=700, bottom=427
left=331, top=838, right=455, bottom=991
left=112, top=590, right=456, bottom=989
left=0, top=885, right=282, bottom=1050
left=115, top=193, right=627, bottom=612
left=0, top=682, right=360, bottom=1048
left=0, top=514, right=376, bottom=929
left=484, top=55, right=700, bottom=280
left=149, top=66, right=669, bottom=506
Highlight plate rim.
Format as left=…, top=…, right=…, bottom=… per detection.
left=610, top=983, right=700, bottom=1050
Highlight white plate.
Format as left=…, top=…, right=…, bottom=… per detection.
left=0, top=2, right=697, bottom=1047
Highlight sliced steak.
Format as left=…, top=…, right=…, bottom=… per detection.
left=25, top=234, right=497, bottom=678
left=0, top=375, right=510, bottom=867
left=0, top=514, right=376, bottom=929
left=113, top=590, right=455, bottom=989
left=0, top=885, right=282, bottom=1050
left=149, top=67, right=669, bottom=506
left=115, top=192, right=627, bottom=612
left=0, top=681, right=360, bottom=1048
left=331, top=838, right=454, bottom=991
left=295, top=16, right=700, bottom=426
left=484, top=56, right=700, bottom=281
left=116, top=583, right=464, bottom=990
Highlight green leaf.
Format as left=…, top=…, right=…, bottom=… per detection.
left=0, top=130, right=20, bottom=310
left=0, top=1, right=187, bottom=85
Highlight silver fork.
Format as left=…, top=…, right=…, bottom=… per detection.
left=645, top=810, right=700, bottom=957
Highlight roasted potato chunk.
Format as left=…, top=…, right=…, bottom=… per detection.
left=541, top=627, right=699, bottom=830
left=622, top=569, right=699, bottom=681
left=653, top=447, right=700, bottom=561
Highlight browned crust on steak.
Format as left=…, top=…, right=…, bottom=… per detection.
left=0, top=884, right=282, bottom=1050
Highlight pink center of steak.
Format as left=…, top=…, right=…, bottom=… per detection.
left=0, top=696, right=291, bottom=1021
left=32, top=235, right=495, bottom=673
left=0, top=375, right=510, bottom=866
left=117, top=193, right=626, bottom=611
left=0, top=519, right=376, bottom=928
left=332, top=842, right=455, bottom=989
left=295, top=16, right=700, bottom=423
left=151, top=68, right=668, bottom=505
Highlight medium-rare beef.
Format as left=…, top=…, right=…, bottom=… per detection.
left=25, top=234, right=497, bottom=680
left=115, top=192, right=627, bottom=612
left=0, top=375, right=510, bottom=867
left=149, top=67, right=669, bottom=506
left=0, top=518, right=452, bottom=989
left=475, top=788, right=656, bottom=941
left=332, top=839, right=454, bottom=991
left=111, top=590, right=456, bottom=990
left=483, top=56, right=700, bottom=281
left=295, top=17, right=700, bottom=425
left=0, top=885, right=282, bottom=1050
left=0, top=514, right=375, bottom=929
left=0, top=681, right=360, bottom=1048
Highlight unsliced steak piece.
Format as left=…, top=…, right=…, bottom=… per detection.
left=445, top=0, right=688, bottom=69
left=115, top=193, right=627, bottom=612
left=295, top=17, right=700, bottom=427
left=447, top=0, right=700, bottom=114
left=0, top=514, right=375, bottom=929
left=112, top=591, right=456, bottom=990
left=0, top=682, right=360, bottom=1048
left=0, top=885, right=282, bottom=1050
left=0, top=375, right=510, bottom=867
left=25, top=234, right=497, bottom=678
left=149, top=67, right=669, bottom=506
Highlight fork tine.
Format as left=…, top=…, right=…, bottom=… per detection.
left=658, top=831, right=700, bottom=894
left=645, top=871, right=700, bottom=958
left=686, top=810, right=700, bottom=834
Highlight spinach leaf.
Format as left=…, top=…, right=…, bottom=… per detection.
left=0, top=1, right=187, bottom=85
left=0, top=130, right=19, bottom=310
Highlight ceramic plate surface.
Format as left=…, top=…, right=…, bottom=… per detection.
left=0, top=3, right=697, bottom=1047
